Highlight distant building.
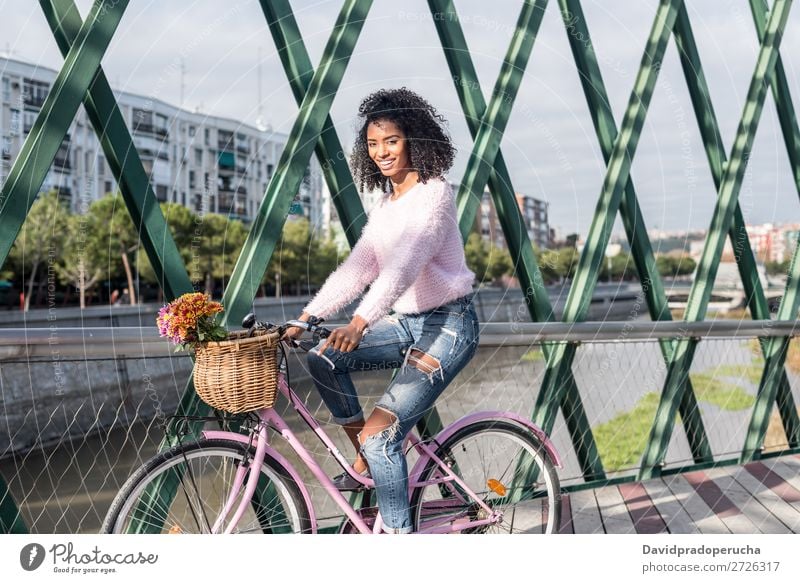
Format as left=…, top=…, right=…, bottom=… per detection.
left=465, top=187, right=551, bottom=249
left=0, top=56, right=327, bottom=233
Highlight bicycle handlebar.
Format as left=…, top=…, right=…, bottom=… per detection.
left=240, top=312, right=332, bottom=351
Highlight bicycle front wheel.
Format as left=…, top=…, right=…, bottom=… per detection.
left=410, top=420, right=561, bottom=534
left=102, top=439, right=312, bottom=534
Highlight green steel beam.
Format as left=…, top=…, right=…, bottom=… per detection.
left=0, top=0, right=128, bottom=537
left=258, top=0, right=367, bottom=246
left=559, top=0, right=712, bottom=465
left=220, top=0, right=371, bottom=328
left=639, top=0, right=793, bottom=479
left=162, top=0, right=372, bottom=440
left=0, top=0, right=127, bottom=268
left=0, top=475, right=26, bottom=533
left=532, top=0, right=682, bottom=444
left=673, top=1, right=800, bottom=446
left=671, top=0, right=800, bottom=458
left=741, top=0, right=800, bottom=460
left=42, top=0, right=194, bottom=302
left=430, top=0, right=604, bottom=480
left=454, top=0, right=547, bottom=239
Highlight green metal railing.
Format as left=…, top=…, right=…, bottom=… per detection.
left=1, top=0, right=799, bottom=533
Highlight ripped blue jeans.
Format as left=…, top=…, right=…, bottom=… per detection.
left=306, top=293, right=480, bottom=533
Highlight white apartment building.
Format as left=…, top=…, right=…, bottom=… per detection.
left=0, top=56, right=329, bottom=233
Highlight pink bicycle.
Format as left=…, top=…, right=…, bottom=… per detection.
left=102, top=316, right=562, bottom=534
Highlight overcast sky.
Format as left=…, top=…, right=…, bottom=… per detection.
left=2, top=0, right=800, bottom=238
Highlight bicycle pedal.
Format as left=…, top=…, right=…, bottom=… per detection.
left=338, top=506, right=380, bottom=534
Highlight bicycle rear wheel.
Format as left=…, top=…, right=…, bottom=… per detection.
left=102, top=439, right=312, bottom=534
left=410, top=420, right=560, bottom=533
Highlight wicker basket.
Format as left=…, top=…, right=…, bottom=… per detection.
left=193, top=328, right=281, bottom=413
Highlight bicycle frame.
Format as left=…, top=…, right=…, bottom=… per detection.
left=201, top=365, right=561, bottom=534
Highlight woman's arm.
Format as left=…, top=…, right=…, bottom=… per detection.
left=302, top=232, right=379, bottom=320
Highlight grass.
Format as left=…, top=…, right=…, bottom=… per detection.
left=520, top=348, right=544, bottom=362
left=593, top=374, right=754, bottom=472
left=593, top=393, right=667, bottom=472
left=688, top=373, right=756, bottom=410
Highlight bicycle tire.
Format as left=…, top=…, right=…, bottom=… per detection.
left=102, top=438, right=312, bottom=534
left=410, top=420, right=561, bottom=534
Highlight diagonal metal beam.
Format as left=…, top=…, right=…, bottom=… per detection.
left=0, top=0, right=128, bottom=268
left=164, top=0, right=374, bottom=441
left=42, top=0, right=194, bottom=301
left=670, top=0, right=800, bottom=459
left=740, top=0, right=800, bottom=459
left=430, top=0, right=605, bottom=480
left=639, top=0, right=794, bottom=479
left=558, top=0, right=712, bottom=466
left=0, top=0, right=129, bottom=536
left=258, top=0, right=367, bottom=246
left=532, top=0, right=683, bottom=444
left=454, top=0, right=547, bottom=239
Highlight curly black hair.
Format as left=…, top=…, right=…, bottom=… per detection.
left=350, top=87, right=456, bottom=193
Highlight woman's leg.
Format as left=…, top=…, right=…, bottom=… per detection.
left=306, top=315, right=413, bottom=467
left=359, top=300, right=480, bottom=533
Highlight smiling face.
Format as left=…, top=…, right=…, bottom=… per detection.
left=366, top=118, right=412, bottom=179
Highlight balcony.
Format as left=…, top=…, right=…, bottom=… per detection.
left=53, top=157, right=71, bottom=171
left=23, top=93, right=47, bottom=108
left=132, top=122, right=169, bottom=140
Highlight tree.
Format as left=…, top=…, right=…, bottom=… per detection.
left=137, top=202, right=198, bottom=288
left=766, top=259, right=790, bottom=276
left=656, top=253, right=696, bottom=278
left=56, top=213, right=105, bottom=309
left=537, top=248, right=562, bottom=284
left=464, top=233, right=488, bottom=285
left=85, top=193, right=140, bottom=304
left=9, top=191, right=69, bottom=311
left=265, top=218, right=345, bottom=295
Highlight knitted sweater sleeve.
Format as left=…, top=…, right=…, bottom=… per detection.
left=302, top=231, right=379, bottom=320
left=354, top=182, right=449, bottom=327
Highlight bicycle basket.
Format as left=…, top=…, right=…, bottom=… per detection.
left=193, top=328, right=280, bottom=413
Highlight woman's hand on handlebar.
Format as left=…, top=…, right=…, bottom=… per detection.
left=281, top=312, right=311, bottom=343
left=318, top=315, right=368, bottom=354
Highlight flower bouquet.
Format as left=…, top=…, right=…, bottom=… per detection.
left=156, top=292, right=280, bottom=413
left=156, top=292, right=228, bottom=352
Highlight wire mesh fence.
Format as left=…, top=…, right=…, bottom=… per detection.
left=1, top=322, right=799, bottom=533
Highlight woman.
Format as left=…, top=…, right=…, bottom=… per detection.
left=283, top=87, right=479, bottom=533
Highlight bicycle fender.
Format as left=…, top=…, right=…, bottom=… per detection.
left=202, top=430, right=318, bottom=533
left=416, top=411, right=562, bottom=470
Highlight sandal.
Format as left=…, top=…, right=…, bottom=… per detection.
left=331, top=468, right=371, bottom=491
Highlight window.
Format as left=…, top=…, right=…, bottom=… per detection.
left=188, top=125, right=196, bottom=137
left=105, top=180, right=113, bottom=194
left=98, top=155, right=105, bottom=175
left=2, top=136, right=11, bottom=160
left=132, top=108, right=153, bottom=134
left=204, top=128, right=210, bottom=146
left=2, top=77, right=10, bottom=102
left=23, top=109, right=37, bottom=133
left=22, top=78, right=49, bottom=107
left=9, top=109, right=20, bottom=135
left=156, top=113, right=169, bottom=136
left=155, top=184, right=168, bottom=202
left=195, top=148, right=202, bottom=165
left=189, top=170, right=196, bottom=188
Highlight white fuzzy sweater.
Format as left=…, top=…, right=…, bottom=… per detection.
left=303, top=177, right=475, bottom=327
